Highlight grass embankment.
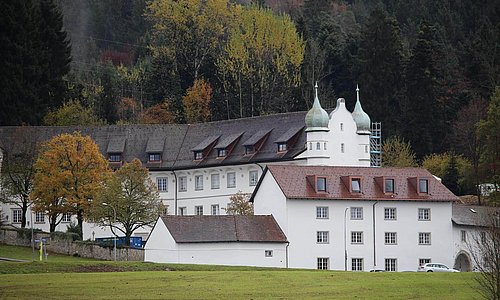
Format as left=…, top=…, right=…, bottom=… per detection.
left=0, top=244, right=479, bottom=299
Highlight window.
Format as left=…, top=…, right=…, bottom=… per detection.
left=179, top=176, right=187, bottom=192
left=341, top=143, right=345, bottom=153
left=195, top=206, right=203, bottom=216
left=245, top=146, right=254, bottom=155
left=195, top=175, right=203, bottom=191
left=265, top=250, right=273, bottom=257
left=227, top=172, right=236, bottom=188
left=211, top=204, right=219, bottom=215
left=419, top=232, right=431, bottom=245
left=351, top=178, right=361, bottom=193
left=418, top=208, right=430, bottom=221
left=211, top=174, right=220, bottom=189
left=384, top=208, right=396, bottom=220
left=351, top=231, right=363, bottom=244
left=316, top=207, right=329, bottom=219
left=481, top=231, right=486, bottom=244
left=178, top=207, right=186, bottom=216
left=316, top=142, right=321, bottom=150
left=149, top=153, right=161, bottom=162
left=419, top=179, right=429, bottom=193
left=12, top=209, right=22, bottom=223
left=317, top=257, right=329, bottom=270
left=317, top=231, right=329, bottom=244
left=316, top=177, right=326, bottom=192
left=365, top=145, right=369, bottom=153
left=340, top=123, right=344, bottom=131
left=157, top=177, right=168, bottom=192
left=62, top=213, right=72, bottom=223
left=461, top=230, right=467, bottom=242
left=309, top=143, right=312, bottom=150
left=194, top=151, right=203, bottom=160
left=352, top=258, right=363, bottom=271
left=384, top=179, right=394, bottom=193
left=324, top=142, right=327, bottom=150
left=385, top=232, right=397, bottom=245
left=109, top=154, right=121, bottom=162
left=350, top=207, right=363, bottom=220
left=385, top=258, right=397, bottom=272
left=419, top=258, right=431, bottom=266
left=35, top=212, right=45, bottom=223
left=278, top=143, right=287, bottom=152
left=217, top=149, right=227, bottom=157
left=249, top=170, right=259, bottom=186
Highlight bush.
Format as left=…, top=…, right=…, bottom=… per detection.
left=16, top=228, right=42, bottom=240
left=51, top=231, right=80, bottom=241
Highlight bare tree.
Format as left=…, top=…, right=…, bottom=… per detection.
left=0, top=127, right=40, bottom=228
left=469, top=210, right=500, bottom=300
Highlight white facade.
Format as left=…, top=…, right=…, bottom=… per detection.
left=144, top=217, right=287, bottom=267
left=253, top=168, right=456, bottom=271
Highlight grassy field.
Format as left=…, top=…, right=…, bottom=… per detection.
left=0, top=244, right=480, bottom=299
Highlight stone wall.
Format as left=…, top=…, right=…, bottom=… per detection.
left=0, top=228, right=144, bottom=261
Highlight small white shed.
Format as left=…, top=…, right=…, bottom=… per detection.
left=144, top=215, right=288, bottom=267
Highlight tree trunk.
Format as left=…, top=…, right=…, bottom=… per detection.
left=49, top=215, right=57, bottom=232
left=77, top=209, right=84, bottom=240
left=21, top=198, right=29, bottom=228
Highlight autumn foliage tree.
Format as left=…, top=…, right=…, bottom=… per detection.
left=138, top=101, right=176, bottom=124
left=182, top=79, right=212, bottom=123
left=224, top=192, right=253, bottom=215
left=43, top=100, right=105, bottom=126
left=381, top=136, right=418, bottom=167
left=91, top=159, right=161, bottom=241
left=31, top=132, right=110, bottom=237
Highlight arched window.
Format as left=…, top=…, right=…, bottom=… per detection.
left=316, top=142, right=321, bottom=150
left=324, top=142, right=327, bottom=150
left=309, top=143, right=312, bottom=150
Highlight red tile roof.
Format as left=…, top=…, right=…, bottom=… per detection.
left=161, top=215, right=287, bottom=243
left=263, top=165, right=459, bottom=202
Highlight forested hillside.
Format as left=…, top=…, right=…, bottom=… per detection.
left=0, top=0, right=498, bottom=199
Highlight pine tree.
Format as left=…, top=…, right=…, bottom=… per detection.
left=356, top=9, right=404, bottom=137
left=443, top=153, right=460, bottom=195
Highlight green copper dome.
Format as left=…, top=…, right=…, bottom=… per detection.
left=351, top=85, right=371, bottom=135
left=305, top=84, right=330, bottom=132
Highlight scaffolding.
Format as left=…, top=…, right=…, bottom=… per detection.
left=370, top=122, right=382, bottom=167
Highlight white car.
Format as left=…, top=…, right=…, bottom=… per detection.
left=417, top=263, right=460, bottom=272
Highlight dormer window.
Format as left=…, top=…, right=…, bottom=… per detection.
left=149, top=153, right=161, bottom=162
left=351, top=178, right=361, bottom=193
left=194, top=151, right=203, bottom=160
left=278, top=143, right=287, bottom=152
left=217, top=149, right=227, bottom=157
left=385, top=179, right=395, bottom=193
left=245, top=145, right=254, bottom=155
left=109, top=154, right=121, bottom=162
left=317, top=177, right=326, bottom=192
left=419, top=179, right=429, bottom=193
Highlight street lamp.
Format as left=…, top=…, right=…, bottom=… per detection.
left=102, top=202, right=117, bottom=261
left=344, top=207, right=349, bottom=271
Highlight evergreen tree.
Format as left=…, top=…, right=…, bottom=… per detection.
left=356, top=9, right=404, bottom=137
left=403, top=21, right=445, bottom=159
left=443, top=153, right=460, bottom=195
left=0, top=0, right=71, bottom=125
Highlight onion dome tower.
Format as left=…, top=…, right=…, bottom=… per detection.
left=351, top=85, right=371, bottom=135
left=305, top=83, right=330, bottom=165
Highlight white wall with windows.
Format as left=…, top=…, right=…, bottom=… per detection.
left=254, top=174, right=454, bottom=271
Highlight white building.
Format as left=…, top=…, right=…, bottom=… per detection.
left=144, top=215, right=288, bottom=267
left=251, top=164, right=459, bottom=271
left=0, top=85, right=374, bottom=240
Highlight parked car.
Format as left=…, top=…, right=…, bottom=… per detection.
left=417, top=263, right=459, bottom=272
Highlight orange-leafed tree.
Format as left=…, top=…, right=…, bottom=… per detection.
left=182, top=79, right=213, bottom=123
left=138, top=101, right=176, bottom=124
left=31, top=132, right=110, bottom=238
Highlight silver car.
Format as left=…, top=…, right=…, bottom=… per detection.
left=417, top=263, right=460, bottom=272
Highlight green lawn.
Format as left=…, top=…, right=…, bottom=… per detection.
left=0, top=244, right=480, bottom=299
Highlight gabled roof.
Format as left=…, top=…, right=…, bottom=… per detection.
left=275, top=126, right=303, bottom=143
left=0, top=111, right=308, bottom=171
left=107, top=136, right=126, bottom=153
left=161, top=215, right=287, bottom=243
left=243, top=129, right=272, bottom=146
left=215, top=133, right=244, bottom=149
left=146, top=137, right=165, bottom=153
left=255, top=165, right=459, bottom=202
left=452, top=204, right=500, bottom=227
left=191, top=135, right=220, bottom=152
